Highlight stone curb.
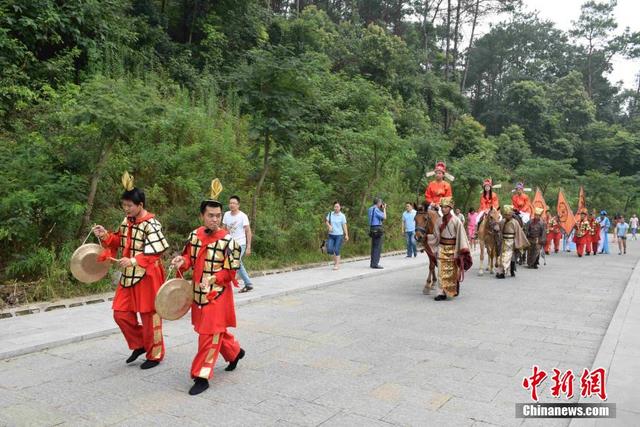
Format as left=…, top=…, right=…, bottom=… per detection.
left=0, top=250, right=405, bottom=319
left=0, top=251, right=418, bottom=360
left=568, top=256, right=640, bottom=426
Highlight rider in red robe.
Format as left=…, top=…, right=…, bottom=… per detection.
left=172, top=193, right=244, bottom=396
left=511, top=182, right=532, bottom=215
left=425, top=161, right=453, bottom=207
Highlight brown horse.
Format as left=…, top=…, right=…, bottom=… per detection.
left=477, top=207, right=501, bottom=275
left=414, top=204, right=440, bottom=294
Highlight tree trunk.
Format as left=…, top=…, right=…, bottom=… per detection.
left=250, top=132, right=271, bottom=228
left=187, top=0, right=200, bottom=45
left=78, top=143, right=112, bottom=237
left=452, top=0, right=462, bottom=81
left=587, top=42, right=593, bottom=98
left=444, top=0, right=451, bottom=81
left=460, top=0, right=480, bottom=91
left=443, top=0, right=452, bottom=130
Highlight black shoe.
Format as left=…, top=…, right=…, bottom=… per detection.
left=405, top=256, right=412, bottom=258
left=189, top=378, right=209, bottom=396
left=496, top=273, right=505, bottom=279
left=126, top=348, right=145, bottom=364
left=225, top=348, right=245, bottom=371
left=578, top=254, right=582, bottom=257
left=434, top=295, right=447, bottom=301
left=586, top=253, right=591, bottom=256
left=239, top=285, right=253, bottom=293
left=371, top=265, right=384, bottom=269
left=140, top=360, right=160, bottom=370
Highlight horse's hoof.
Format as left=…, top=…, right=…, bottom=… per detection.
left=423, top=287, right=431, bottom=295
left=478, top=269, right=484, bottom=276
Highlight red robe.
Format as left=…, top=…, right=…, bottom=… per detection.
left=425, top=180, right=452, bottom=205
left=545, top=217, right=562, bottom=253
left=588, top=218, right=601, bottom=253
left=99, top=212, right=167, bottom=361
left=179, top=227, right=238, bottom=335
left=573, top=219, right=592, bottom=256
left=100, top=213, right=165, bottom=313
left=479, top=193, right=499, bottom=212
left=511, top=193, right=531, bottom=214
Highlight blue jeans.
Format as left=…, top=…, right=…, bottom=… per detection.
left=239, top=245, right=252, bottom=286
left=405, top=231, right=417, bottom=257
left=327, top=234, right=344, bottom=256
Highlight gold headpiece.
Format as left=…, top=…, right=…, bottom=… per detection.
left=440, top=196, right=454, bottom=208
left=210, top=178, right=223, bottom=200
left=121, top=171, right=135, bottom=191
left=534, top=207, right=544, bottom=216
left=503, top=205, right=514, bottom=214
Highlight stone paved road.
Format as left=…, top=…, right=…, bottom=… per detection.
left=1, top=243, right=638, bottom=426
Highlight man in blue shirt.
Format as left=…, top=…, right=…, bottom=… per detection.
left=401, top=202, right=417, bottom=258
left=597, top=210, right=611, bottom=254
left=616, top=215, right=629, bottom=255
left=368, top=198, right=387, bottom=269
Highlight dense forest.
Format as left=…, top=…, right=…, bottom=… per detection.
left=1, top=0, right=639, bottom=304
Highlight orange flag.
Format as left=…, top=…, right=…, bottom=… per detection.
left=532, top=188, right=548, bottom=218
left=557, top=191, right=575, bottom=235
left=577, top=186, right=586, bottom=213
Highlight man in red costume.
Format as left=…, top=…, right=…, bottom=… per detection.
left=511, top=182, right=532, bottom=223
left=573, top=209, right=592, bottom=257
left=171, top=180, right=245, bottom=396
left=425, top=161, right=453, bottom=209
left=544, top=212, right=562, bottom=254
left=587, top=209, right=600, bottom=256
left=94, top=171, right=169, bottom=369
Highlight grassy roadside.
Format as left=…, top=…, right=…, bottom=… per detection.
left=0, top=236, right=406, bottom=310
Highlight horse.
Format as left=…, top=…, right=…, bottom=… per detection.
left=414, top=203, right=440, bottom=294
left=477, top=207, right=501, bottom=275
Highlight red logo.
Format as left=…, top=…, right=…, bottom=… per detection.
left=522, top=366, right=607, bottom=401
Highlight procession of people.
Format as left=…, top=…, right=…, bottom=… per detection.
left=73, top=163, right=628, bottom=396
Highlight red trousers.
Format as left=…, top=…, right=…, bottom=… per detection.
left=545, top=232, right=561, bottom=254
left=591, top=240, right=599, bottom=254
left=575, top=237, right=588, bottom=257
left=191, top=331, right=240, bottom=379
left=114, top=311, right=165, bottom=361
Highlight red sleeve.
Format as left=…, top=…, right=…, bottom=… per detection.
left=425, top=183, right=435, bottom=203
left=102, top=231, right=120, bottom=251
left=214, top=269, right=237, bottom=288
left=493, top=194, right=500, bottom=209
left=445, top=183, right=452, bottom=197
left=97, top=231, right=120, bottom=262
left=178, top=243, right=193, bottom=273
left=134, top=253, right=161, bottom=269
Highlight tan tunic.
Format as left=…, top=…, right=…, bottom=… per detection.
left=434, top=214, right=470, bottom=297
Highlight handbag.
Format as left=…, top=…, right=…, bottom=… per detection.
left=368, top=207, right=384, bottom=238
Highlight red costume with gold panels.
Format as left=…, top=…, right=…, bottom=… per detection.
left=99, top=212, right=169, bottom=362
left=573, top=214, right=592, bottom=257
left=588, top=216, right=600, bottom=255
left=545, top=216, right=562, bottom=254
left=178, top=226, right=242, bottom=380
